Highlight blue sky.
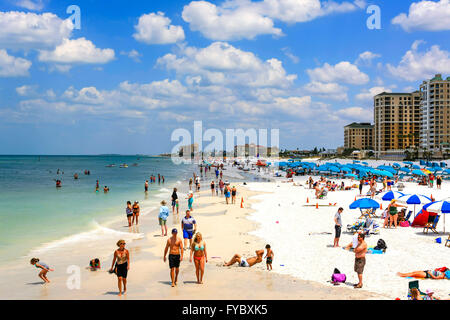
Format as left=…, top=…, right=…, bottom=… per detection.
left=0, top=0, right=450, bottom=154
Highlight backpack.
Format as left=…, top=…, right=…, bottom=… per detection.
left=331, top=268, right=346, bottom=284
left=374, top=239, right=387, bottom=251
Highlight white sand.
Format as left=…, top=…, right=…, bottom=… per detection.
left=239, top=160, right=450, bottom=300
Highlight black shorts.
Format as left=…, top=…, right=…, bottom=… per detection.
left=266, top=257, right=272, bottom=264
left=169, top=254, right=181, bottom=269
left=335, top=225, right=341, bottom=238
left=115, top=262, right=128, bottom=278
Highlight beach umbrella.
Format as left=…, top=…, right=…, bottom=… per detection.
left=444, top=169, right=450, bottom=175
left=349, top=198, right=380, bottom=212
left=362, top=162, right=369, bottom=166
left=412, top=165, right=421, bottom=169
left=423, top=201, right=450, bottom=233
left=376, top=170, right=394, bottom=178
left=381, top=191, right=405, bottom=201
left=403, top=161, right=413, bottom=165
left=400, top=167, right=411, bottom=173
left=393, top=163, right=401, bottom=168
left=412, top=170, right=426, bottom=176
left=345, top=173, right=358, bottom=179
left=398, top=194, right=432, bottom=217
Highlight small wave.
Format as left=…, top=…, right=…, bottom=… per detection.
left=159, top=188, right=170, bottom=192
left=28, top=221, right=144, bottom=256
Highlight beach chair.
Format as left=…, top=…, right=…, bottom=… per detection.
left=407, top=280, right=426, bottom=300
left=404, top=210, right=412, bottom=223
left=423, top=215, right=440, bottom=234
left=446, top=235, right=450, bottom=248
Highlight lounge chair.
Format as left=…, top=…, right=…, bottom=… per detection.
left=446, top=235, right=450, bottom=248
left=423, top=215, right=440, bottom=234
left=407, top=280, right=426, bottom=300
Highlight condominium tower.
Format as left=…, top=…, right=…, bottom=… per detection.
left=344, top=122, right=374, bottom=150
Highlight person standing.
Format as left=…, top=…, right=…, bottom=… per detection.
left=353, top=233, right=367, bottom=289
left=96, top=180, right=99, bottom=192
left=359, top=179, right=363, bottom=195
left=231, top=186, right=237, bottom=204
left=109, top=240, right=130, bottom=296
left=189, top=178, right=193, bottom=191
left=132, top=201, right=140, bottom=225
left=429, top=174, right=434, bottom=188
left=171, top=188, right=179, bottom=214
left=189, top=232, right=207, bottom=284
left=181, top=210, right=197, bottom=249
left=145, top=180, right=149, bottom=193
left=163, top=228, right=183, bottom=287
left=436, top=175, right=442, bottom=190
left=126, top=201, right=133, bottom=227
left=219, top=179, right=224, bottom=195
left=210, top=180, right=215, bottom=196
left=387, top=199, right=407, bottom=228
left=187, top=191, right=194, bottom=211
left=159, top=201, right=170, bottom=236
left=333, top=207, right=343, bottom=247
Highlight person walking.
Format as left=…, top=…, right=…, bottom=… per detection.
left=132, top=201, right=140, bottom=226
left=109, top=240, right=130, bottom=296
left=126, top=201, right=133, bottom=227
left=189, top=232, right=207, bottom=284
left=333, top=207, right=343, bottom=247
left=181, top=210, right=197, bottom=249
left=353, top=233, right=367, bottom=289
left=171, top=188, right=179, bottom=215
left=159, top=201, right=170, bottom=236
left=163, top=228, right=183, bottom=287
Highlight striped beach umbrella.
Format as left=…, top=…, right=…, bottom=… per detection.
left=398, top=194, right=432, bottom=217
left=423, top=201, right=450, bottom=233
left=381, top=191, right=405, bottom=201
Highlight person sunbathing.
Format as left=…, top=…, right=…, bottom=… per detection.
left=397, top=270, right=450, bottom=280
left=223, top=250, right=265, bottom=268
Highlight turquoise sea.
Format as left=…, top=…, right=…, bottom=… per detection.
left=0, top=155, right=194, bottom=266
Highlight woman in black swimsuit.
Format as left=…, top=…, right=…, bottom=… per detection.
left=109, top=240, right=130, bottom=296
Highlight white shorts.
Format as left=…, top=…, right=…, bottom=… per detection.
left=239, top=258, right=250, bottom=267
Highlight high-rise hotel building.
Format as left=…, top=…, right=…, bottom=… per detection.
left=374, top=91, right=421, bottom=159
left=419, top=74, right=450, bottom=156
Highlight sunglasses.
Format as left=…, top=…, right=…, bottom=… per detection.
left=120, top=243, right=126, bottom=245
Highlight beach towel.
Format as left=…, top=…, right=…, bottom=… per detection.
left=367, top=248, right=384, bottom=254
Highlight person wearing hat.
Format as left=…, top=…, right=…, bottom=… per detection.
left=132, top=201, right=140, bottom=226
left=159, top=201, right=170, bottom=236
left=163, top=228, right=183, bottom=287
left=424, top=289, right=440, bottom=300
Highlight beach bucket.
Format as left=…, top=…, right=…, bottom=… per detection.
left=435, top=237, right=442, bottom=244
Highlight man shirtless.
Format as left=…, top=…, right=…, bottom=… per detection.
left=163, top=228, right=184, bottom=287
left=354, top=233, right=368, bottom=289
left=223, top=249, right=265, bottom=268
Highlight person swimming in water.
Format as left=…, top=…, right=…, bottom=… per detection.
left=30, top=258, right=54, bottom=283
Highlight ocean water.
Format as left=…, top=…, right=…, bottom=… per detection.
left=0, top=155, right=194, bottom=266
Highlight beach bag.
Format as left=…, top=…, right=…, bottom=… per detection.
left=400, top=221, right=410, bottom=227
left=332, top=273, right=346, bottom=284
left=374, top=239, right=387, bottom=251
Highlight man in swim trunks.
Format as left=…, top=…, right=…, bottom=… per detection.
left=163, top=228, right=183, bottom=287
left=145, top=180, right=149, bottom=192
left=354, top=233, right=367, bottom=289
left=223, top=249, right=265, bottom=268
left=181, top=210, right=197, bottom=249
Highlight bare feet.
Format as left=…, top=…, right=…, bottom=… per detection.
left=354, top=284, right=363, bottom=289
left=171, top=283, right=175, bottom=287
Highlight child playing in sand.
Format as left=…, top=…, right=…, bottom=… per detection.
left=264, top=245, right=274, bottom=271
left=89, top=258, right=101, bottom=271
left=30, top=258, right=54, bottom=283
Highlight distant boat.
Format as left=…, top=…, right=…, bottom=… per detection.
left=120, top=164, right=128, bottom=168
left=106, top=164, right=116, bottom=168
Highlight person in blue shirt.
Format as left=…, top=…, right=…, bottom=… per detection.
left=159, top=200, right=170, bottom=236
left=181, top=210, right=197, bottom=248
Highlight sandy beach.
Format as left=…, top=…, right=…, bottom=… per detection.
left=0, top=177, right=381, bottom=300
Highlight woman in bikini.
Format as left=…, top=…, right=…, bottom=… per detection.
left=109, top=240, right=130, bottom=296
left=398, top=269, right=450, bottom=280
left=189, top=232, right=208, bottom=284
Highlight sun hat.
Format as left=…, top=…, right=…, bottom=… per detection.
left=425, top=289, right=434, bottom=295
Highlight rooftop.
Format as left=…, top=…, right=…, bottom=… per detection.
left=345, top=122, right=374, bottom=129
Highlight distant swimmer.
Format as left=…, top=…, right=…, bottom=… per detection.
left=74, top=173, right=79, bottom=180
left=55, top=180, right=62, bottom=188
left=145, top=180, right=149, bottom=192
left=162, top=176, right=165, bottom=183
left=96, top=180, right=99, bottom=192
left=30, top=258, right=54, bottom=283
left=223, top=249, right=265, bottom=268
left=104, top=186, right=110, bottom=193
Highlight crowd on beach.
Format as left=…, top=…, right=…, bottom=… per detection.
left=30, top=159, right=449, bottom=300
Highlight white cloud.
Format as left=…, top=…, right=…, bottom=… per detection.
left=392, top=0, right=450, bottom=32
left=16, top=0, right=45, bottom=11
left=307, top=61, right=369, bottom=84
left=355, top=86, right=392, bottom=102
left=335, top=106, right=373, bottom=122
left=0, top=11, right=73, bottom=50
left=38, top=38, right=115, bottom=64
left=282, top=47, right=300, bottom=64
left=182, top=0, right=362, bottom=40
left=133, top=12, right=185, bottom=44
left=16, top=84, right=37, bottom=96
left=386, top=41, right=450, bottom=81
left=0, top=49, right=31, bottom=77
left=356, top=51, right=381, bottom=65
left=120, top=49, right=142, bottom=62
left=157, top=42, right=297, bottom=88
left=303, top=81, right=348, bottom=101
left=182, top=1, right=282, bottom=41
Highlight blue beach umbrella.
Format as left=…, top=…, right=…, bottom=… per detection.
left=398, top=194, right=432, bottom=217
left=349, top=198, right=380, bottom=210
left=345, top=173, right=358, bottom=179
left=412, top=165, right=421, bottom=170
left=400, top=167, right=411, bottom=173
left=381, top=191, right=405, bottom=201
left=412, top=170, right=426, bottom=176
